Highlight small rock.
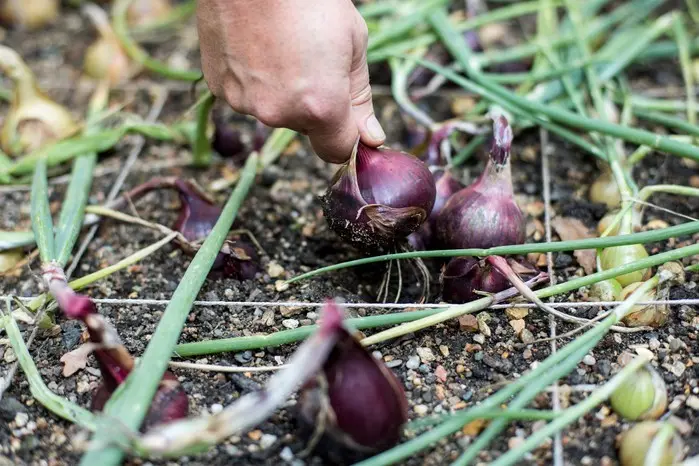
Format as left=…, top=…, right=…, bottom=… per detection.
left=282, top=319, right=299, bottom=329
left=686, top=395, right=699, bottom=411
left=520, top=329, right=535, bottom=344
left=417, top=347, right=436, bottom=363
left=266, top=262, right=285, bottom=278
left=669, top=338, right=683, bottom=352
left=0, top=398, right=24, bottom=421
left=439, top=345, right=449, bottom=357
left=670, top=361, right=686, bottom=377
left=386, top=359, right=403, bottom=369
left=508, top=436, right=525, bottom=450
left=210, top=403, right=224, bottom=414
left=4, top=348, right=16, bottom=363
left=406, top=355, right=420, bottom=370
left=522, top=349, right=532, bottom=360
left=260, top=434, right=277, bottom=449
left=465, top=343, right=482, bottom=353
left=434, top=365, right=448, bottom=383
left=505, top=307, right=529, bottom=320
left=597, top=359, right=612, bottom=377
left=473, top=334, right=486, bottom=344
left=280, top=446, right=294, bottom=462
left=76, top=380, right=91, bottom=394
left=414, top=404, right=428, bottom=416
left=235, top=351, right=253, bottom=364
left=583, top=355, right=596, bottom=366
left=247, top=430, right=262, bottom=441
left=275, top=280, right=289, bottom=292
left=14, top=412, right=29, bottom=428
left=648, top=338, right=661, bottom=350
left=509, top=319, right=525, bottom=334
left=61, top=321, right=83, bottom=350
left=459, top=315, right=479, bottom=332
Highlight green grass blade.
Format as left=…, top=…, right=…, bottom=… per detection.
left=55, top=153, right=97, bottom=267
left=30, top=159, right=56, bottom=263
left=191, top=91, right=215, bottom=168
left=0, top=230, right=37, bottom=251
left=78, top=153, right=259, bottom=466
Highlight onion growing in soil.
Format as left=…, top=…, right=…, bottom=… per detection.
left=119, top=177, right=260, bottom=280
left=617, top=422, right=685, bottom=466
left=436, top=116, right=525, bottom=250
left=610, top=364, right=667, bottom=421
left=61, top=293, right=188, bottom=430
left=589, top=168, right=621, bottom=209
left=619, top=282, right=669, bottom=328
left=296, top=302, right=408, bottom=463
left=126, top=0, right=172, bottom=28
left=320, top=141, right=436, bottom=249
left=82, top=3, right=136, bottom=86
left=0, top=45, right=78, bottom=156
left=0, top=0, right=58, bottom=30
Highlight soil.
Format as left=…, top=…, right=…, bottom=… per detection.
left=1, top=4, right=698, bottom=466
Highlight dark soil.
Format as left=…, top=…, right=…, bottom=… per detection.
left=1, top=4, right=698, bottom=466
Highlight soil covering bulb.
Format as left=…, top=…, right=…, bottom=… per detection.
left=610, top=364, right=667, bottom=421
left=617, top=422, right=685, bottom=466
left=0, top=0, right=59, bottom=30
left=436, top=115, right=525, bottom=250
left=320, top=140, right=436, bottom=249
left=0, top=45, right=78, bottom=156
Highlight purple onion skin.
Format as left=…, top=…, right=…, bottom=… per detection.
left=172, top=179, right=222, bottom=242
left=210, top=239, right=260, bottom=280
left=297, top=327, right=408, bottom=463
left=321, top=142, right=436, bottom=250
left=435, top=116, right=525, bottom=250
left=408, top=169, right=463, bottom=250
left=212, top=120, right=246, bottom=161
left=440, top=257, right=509, bottom=303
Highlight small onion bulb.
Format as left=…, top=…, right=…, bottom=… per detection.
left=610, top=364, right=667, bottom=421
left=617, top=422, right=685, bottom=466
left=0, top=0, right=59, bottom=30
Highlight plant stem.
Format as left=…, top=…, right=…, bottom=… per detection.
left=3, top=301, right=97, bottom=429
left=30, top=159, right=55, bottom=264
left=489, top=353, right=650, bottom=466
left=78, top=154, right=259, bottom=466
left=672, top=13, right=697, bottom=127
left=258, top=128, right=297, bottom=170
left=287, top=221, right=699, bottom=283
left=191, top=91, right=214, bottom=168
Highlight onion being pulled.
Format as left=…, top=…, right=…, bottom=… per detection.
left=320, top=141, right=436, bottom=249
left=0, top=45, right=78, bottom=156
left=436, top=116, right=525, bottom=250
left=297, top=301, right=408, bottom=463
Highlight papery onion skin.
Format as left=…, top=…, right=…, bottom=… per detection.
left=436, top=116, right=525, bottom=250
left=617, top=422, right=685, bottom=466
left=320, top=142, right=436, bottom=249
left=297, top=323, right=408, bottom=463
left=440, top=257, right=509, bottom=303
left=619, top=282, right=668, bottom=328
left=83, top=39, right=133, bottom=86
left=599, top=244, right=650, bottom=287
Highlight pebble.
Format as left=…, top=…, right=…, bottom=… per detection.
left=210, top=403, right=224, bottom=414
left=648, top=338, right=661, bottom=350
left=61, top=321, right=83, bottom=350
left=414, top=404, right=428, bottom=416
left=462, top=390, right=473, bottom=402
left=0, top=398, right=24, bottom=421
left=583, top=355, right=596, bottom=366
left=406, top=355, right=420, bottom=370
left=473, top=334, right=486, bottom=344
left=459, top=315, right=479, bottom=332
left=386, top=359, right=403, bottom=368
left=266, top=262, right=285, bottom=278
left=280, top=446, right=294, bottom=462
left=508, top=436, right=525, bottom=450
left=260, top=434, right=278, bottom=449
left=687, top=395, right=699, bottom=411
left=76, top=380, right=91, bottom=394
left=417, top=347, right=436, bottom=363
left=509, top=319, right=525, bottom=334
left=235, top=351, right=253, bottom=364
left=669, top=361, right=686, bottom=377
left=520, top=329, right=535, bottom=344
left=522, top=348, right=532, bottom=360
left=669, top=338, right=684, bottom=352
left=597, top=359, right=612, bottom=377
left=282, top=319, right=299, bottom=329
left=505, top=307, right=529, bottom=320
left=434, top=365, right=448, bottom=383
left=14, top=413, right=29, bottom=428
left=439, top=345, right=449, bottom=357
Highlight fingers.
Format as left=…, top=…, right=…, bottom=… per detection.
left=349, top=44, right=386, bottom=149
left=304, top=93, right=360, bottom=164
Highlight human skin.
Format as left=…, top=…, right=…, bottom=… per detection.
left=196, top=0, right=386, bottom=164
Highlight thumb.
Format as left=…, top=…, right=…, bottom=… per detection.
left=350, top=53, right=386, bottom=148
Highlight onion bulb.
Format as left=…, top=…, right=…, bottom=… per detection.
left=589, top=169, right=621, bottom=208
left=82, top=3, right=136, bottom=86
left=599, top=244, right=650, bottom=287
left=0, top=45, right=78, bottom=156
left=610, top=364, right=667, bottom=421
left=0, top=249, right=24, bottom=273
left=0, top=0, right=58, bottom=30
left=436, top=115, right=525, bottom=249
left=619, top=282, right=668, bottom=328
left=617, top=422, right=685, bottom=466
left=126, top=0, right=172, bottom=28
left=320, top=141, right=436, bottom=249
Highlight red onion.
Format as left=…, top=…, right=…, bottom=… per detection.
left=61, top=294, right=188, bottom=431
left=296, top=302, right=408, bottom=462
left=120, top=177, right=260, bottom=280
left=436, top=116, right=525, bottom=249
left=440, top=257, right=508, bottom=303
left=320, top=141, right=436, bottom=249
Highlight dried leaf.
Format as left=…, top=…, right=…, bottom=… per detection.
left=551, top=217, right=596, bottom=274
left=60, top=343, right=98, bottom=377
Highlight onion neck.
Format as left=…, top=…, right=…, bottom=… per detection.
left=479, top=155, right=514, bottom=196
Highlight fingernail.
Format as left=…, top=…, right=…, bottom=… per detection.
left=366, top=115, right=386, bottom=141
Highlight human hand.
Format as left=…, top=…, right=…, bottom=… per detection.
left=196, top=0, right=386, bottom=164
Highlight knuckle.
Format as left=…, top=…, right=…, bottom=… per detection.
left=253, top=103, right=286, bottom=128
left=298, top=90, right=343, bottom=125
left=351, top=82, right=372, bottom=107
